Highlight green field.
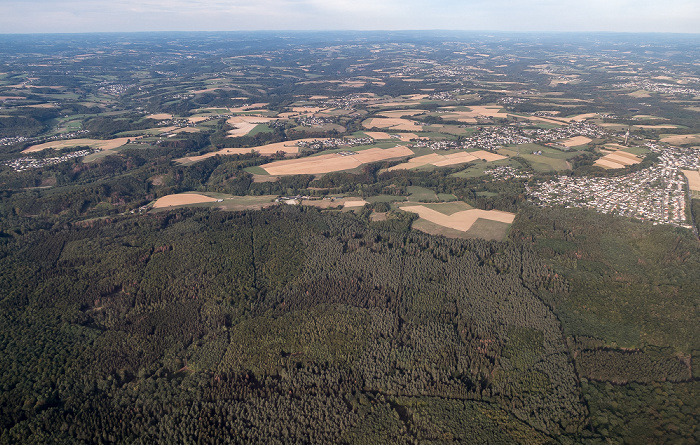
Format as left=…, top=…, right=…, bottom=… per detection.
left=466, top=218, right=511, bottom=241
left=407, top=185, right=438, bottom=201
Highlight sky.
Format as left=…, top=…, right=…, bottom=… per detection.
left=1, top=0, right=699, bottom=34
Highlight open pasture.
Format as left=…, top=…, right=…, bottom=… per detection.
left=261, top=145, right=413, bottom=175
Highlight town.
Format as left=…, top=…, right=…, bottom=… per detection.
left=528, top=144, right=700, bottom=229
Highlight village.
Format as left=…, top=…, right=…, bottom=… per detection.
left=4, top=148, right=96, bottom=172
left=528, top=144, right=700, bottom=228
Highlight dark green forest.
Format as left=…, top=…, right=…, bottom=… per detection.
left=0, top=206, right=698, bottom=443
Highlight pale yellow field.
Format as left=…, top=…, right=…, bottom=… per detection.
left=472, top=150, right=508, bottom=162
left=261, top=145, right=413, bottom=175
left=343, top=199, right=368, bottom=207
left=177, top=140, right=304, bottom=164
left=227, top=121, right=258, bottom=137
left=562, top=113, right=598, bottom=122
left=389, top=150, right=505, bottom=171
left=377, top=109, right=427, bottom=118
left=228, top=103, right=269, bottom=112
left=23, top=137, right=132, bottom=153
left=682, top=170, right=700, bottom=191
left=173, top=127, right=201, bottom=134
left=633, top=125, right=678, bottom=129
left=369, top=101, right=422, bottom=107
left=559, top=136, right=592, bottom=147
left=226, top=115, right=276, bottom=137
left=594, top=151, right=641, bottom=169
left=401, top=205, right=515, bottom=232
left=660, top=134, right=700, bottom=145
left=147, top=113, right=173, bottom=120
left=363, top=131, right=392, bottom=140
left=628, top=90, right=651, bottom=98
left=363, top=118, right=423, bottom=131
left=27, top=103, right=57, bottom=108
left=364, top=132, right=421, bottom=142
left=595, top=159, right=626, bottom=169
left=152, top=193, right=218, bottom=208
left=309, top=95, right=328, bottom=100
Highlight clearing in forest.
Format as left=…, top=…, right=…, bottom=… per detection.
left=401, top=204, right=515, bottom=232
left=261, top=145, right=413, bottom=175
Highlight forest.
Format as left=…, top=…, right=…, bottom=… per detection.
left=0, top=205, right=697, bottom=443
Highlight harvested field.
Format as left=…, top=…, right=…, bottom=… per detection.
left=152, top=193, right=218, bottom=208
left=363, top=131, right=392, bottom=140
left=176, top=140, right=304, bottom=164
left=472, top=150, right=508, bottom=162
left=682, top=170, right=700, bottom=192
left=23, top=137, right=131, bottom=153
left=363, top=117, right=422, bottom=132
left=401, top=204, right=515, bottom=232
left=377, top=110, right=427, bottom=118
left=173, top=127, right=201, bottom=134
left=633, top=124, right=679, bottom=129
left=365, top=131, right=421, bottom=142
left=563, top=113, right=598, bottom=122
left=228, top=103, right=269, bottom=112
left=559, top=136, right=592, bottom=147
left=594, top=151, right=641, bottom=169
left=661, top=134, right=700, bottom=145
left=296, top=198, right=366, bottom=209
left=147, top=113, right=173, bottom=120
left=261, top=145, right=413, bottom=175
left=389, top=150, right=505, bottom=171
left=226, top=115, right=276, bottom=137
left=342, top=200, right=368, bottom=207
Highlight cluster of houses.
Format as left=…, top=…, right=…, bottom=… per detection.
left=527, top=122, right=608, bottom=143
left=613, top=80, right=700, bottom=97
left=1, top=129, right=90, bottom=147
left=98, top=83, right=135, bottom=96
left=4, top=148, right=95, bottom=172
left=295, top=137, right=373, bottom=151
left=499, top=96, right=528, bottom=105
left=483, top=166, right=532, bottom=181
left=528, top=144, right=700, bottom=229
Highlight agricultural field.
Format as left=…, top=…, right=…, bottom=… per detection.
left=260, top=145, right=413, bottom=175
left=401, top=203, right=515, bottom=230
left=595, top=151, right=643, bottom=169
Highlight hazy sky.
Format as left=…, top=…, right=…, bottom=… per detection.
left=1, top=0, right=699, bottom=34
